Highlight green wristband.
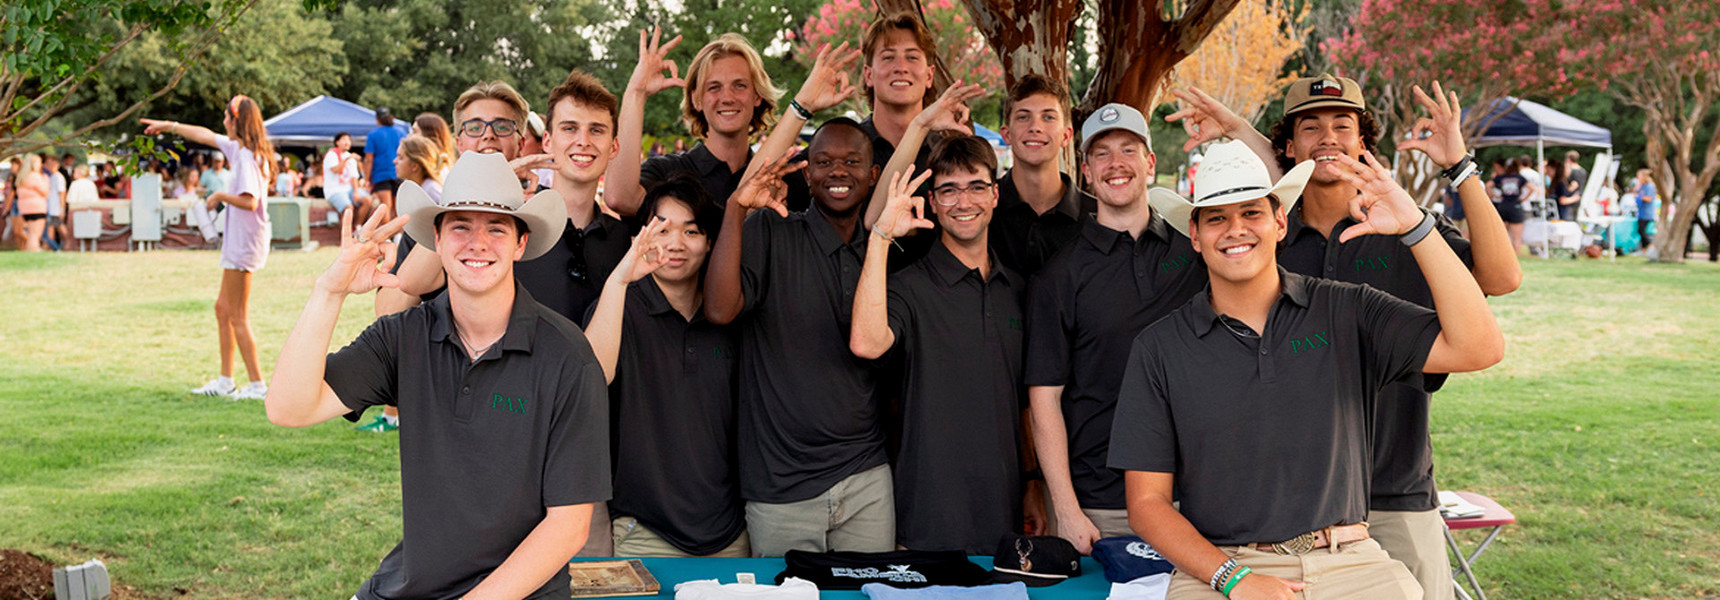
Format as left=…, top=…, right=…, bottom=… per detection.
left=1221, top=565, right=1252, bottom=596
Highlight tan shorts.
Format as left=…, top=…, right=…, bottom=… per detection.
left=1370, top=508, right=1454, bottom=600
left=745, top=464, right=895, bottom=557
left=612, top=516, right=750, bottom=557
left=1166, top=538, right=1422, bottom=600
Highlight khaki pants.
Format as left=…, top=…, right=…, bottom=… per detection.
left=1166, top=538, right=1422, bottom=600
left=1084, top=507, right=1135, bottom=538
left=1370, top=509, right=1455, bottom=600
left=612, top=516, right=751, bottom=557
left=745, top=464, right=895, bottom=557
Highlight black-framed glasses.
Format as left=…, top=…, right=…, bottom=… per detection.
left=564, top=232, right=588, bottom=282
left=459, top=118, right=518, bottom=138
left=931, top=181, right=995, bottom=206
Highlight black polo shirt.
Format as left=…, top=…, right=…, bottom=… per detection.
left=641, top=142, right=750, bottom=213
left=513, top=215, right=630, bottom=323
left=734, top=205, right=888, bottom=503
left=1023, top=217, right=1206, bottom=510
left=581, top=277, right=744, bottom=555
left=884, top=242, right=1027, bottom=554
left=1279, top=208, right=1474, bottom=512
left=1108, top=270, right=1440, bottom=546
left=989, top=171, right=1096, bottom=278
left=327, top=283, right=611, bottom=600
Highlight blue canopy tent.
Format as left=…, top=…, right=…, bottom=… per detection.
left=263, top=95, right=409, bottom=148
left=973, top=123, right=1004, bottom=145
left=1462, top=96, right=1612, bottom=165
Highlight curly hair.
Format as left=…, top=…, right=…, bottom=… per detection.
left=1268, top=108, right=1380, bottom=172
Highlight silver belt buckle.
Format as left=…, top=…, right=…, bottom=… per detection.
left=1271, top=531, right=1317, bottom=555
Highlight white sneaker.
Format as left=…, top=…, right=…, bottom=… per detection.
left=191, top=378, right=236, bottom=396
left=231, top=382, right=268, bottom=400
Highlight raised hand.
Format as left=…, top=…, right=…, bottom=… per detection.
left=317, top=205, right=411, bottom=295
left=628, top=27, right=686, bottom=97
left=874, top=168, right=936, bottom=239
left=913, top=81, right=986, bottom=135
left=614, top=216, right=673, bottom=284
left=794, top=42, right=863, bottom=114
left=139, top=118, right=173, bottom=135
left=1165, top=87, right=1252, bottom=152
left=730, top=154, right=805, bottom=218
left=510, top=154, right=554, bottom=187
left=1398, top=80, right=1468, bottom=169
left=1330, top=153, right=1425, bottom=242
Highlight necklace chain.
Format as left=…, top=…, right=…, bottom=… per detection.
left=455, top=326, right=495, bottom=362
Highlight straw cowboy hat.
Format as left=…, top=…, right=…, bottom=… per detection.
left=399, top=151, right=567, bottom=261
left=1148, top=139, right=1316, bottom=238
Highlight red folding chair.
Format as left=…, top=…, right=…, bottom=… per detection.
left=1442, top=491, right=1516, bottom=600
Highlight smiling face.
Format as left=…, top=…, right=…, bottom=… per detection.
left=695, top=55, right=764, bottom=139
left=863, top=28, right=935, bottom=109
left=646, top=197, right=710, bottom=285
left=805, top=125, right=879, bottom=217
left=1189, top=197, right=1285, bottom=286
left=435, top=210, right=528, bottom=297
left=545, top=97, right=619, bottom=186
left=1284, top=107, right=1365, bottom=185
left=1080, top=130, right=1156, bottom=210
left=1000, top=92, right=1071, bottom=169
left=930, top=165, right=996, bottom=245
left=455, top=98, right=523, bottom=159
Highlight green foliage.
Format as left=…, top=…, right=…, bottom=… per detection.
left=64, top=0, right=346, bottom=136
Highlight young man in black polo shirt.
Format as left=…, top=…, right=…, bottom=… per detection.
left=991, top=74, right=1095, bottom=278
left=1025, top=103, right=1207, bottom=554
left=398, top=76, right=631, bottom=324
left=850, top=136, right=1027, bottom=554
left=1113, top=140, right=1503, bottom=599
left=605, top=29, right=784, bottom=216
left=704, top=119, right=893, bottom=556
left=584, top=177, right=748, bottom=557
left=266, top=152, right=610, bottom=600
left=1168, top=78, right=1521, bottom=599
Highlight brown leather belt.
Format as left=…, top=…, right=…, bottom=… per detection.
left=1253, top=523, right=1371, bottom=555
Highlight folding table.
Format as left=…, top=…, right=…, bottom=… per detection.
left=1442, top=491, right=1516, bottom=600
left=570, top=556, right=1113, bottom=598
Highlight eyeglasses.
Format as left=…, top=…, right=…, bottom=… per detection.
left=931, top=181, right=995, bottom=206
left=564, top=231, right=588, bottom=282
left=459, top=118, right=518, bottom=138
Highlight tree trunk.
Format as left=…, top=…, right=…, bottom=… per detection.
left=1079, top=0, right=1243, bottom=119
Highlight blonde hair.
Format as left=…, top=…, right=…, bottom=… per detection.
left=397, top=135, right=443, bottom=184
left=454, top=81, right=530, bottom=126
left=681, top=34, right=782, bottom=139
left=413, top=112, right=458, bottom=174
left=21, top=153, right=41, bottom=174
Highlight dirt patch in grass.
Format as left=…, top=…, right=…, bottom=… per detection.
left=0, top=549, right=152, bottom=599
left=0, top=549, right=54, bottom=600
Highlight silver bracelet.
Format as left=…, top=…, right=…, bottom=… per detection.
left=1401, top=212, right=1437, bottom=247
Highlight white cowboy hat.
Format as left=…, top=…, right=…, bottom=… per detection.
left=399, top=151, right=567, bottom=261
left=1148, top=139, right=1316, bottom=238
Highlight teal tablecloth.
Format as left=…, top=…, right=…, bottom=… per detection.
left=570, top=556, right=1114, bottom=598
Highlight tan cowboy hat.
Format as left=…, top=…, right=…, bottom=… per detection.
left=1148, top=139, right=1316, bottom=238
left=399, top=151, right=566, bottom=260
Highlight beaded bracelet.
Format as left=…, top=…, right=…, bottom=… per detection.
left=1209, top=558, right=1239, bottom=592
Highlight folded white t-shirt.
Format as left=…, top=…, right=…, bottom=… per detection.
left=1107, top=572, right=1171, bottom=600
left=675, top=576, right=819, bottom=599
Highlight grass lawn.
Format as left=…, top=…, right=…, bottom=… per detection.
left=2, top=248, right=1718, bottom=599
